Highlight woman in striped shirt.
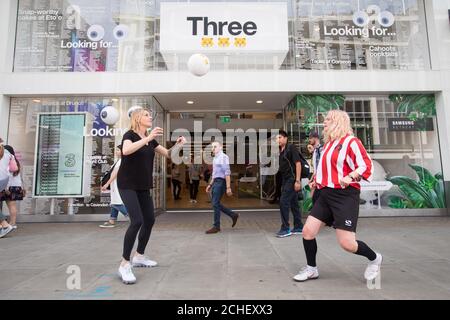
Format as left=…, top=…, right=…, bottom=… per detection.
left=294, top=110, right=382, bottom=283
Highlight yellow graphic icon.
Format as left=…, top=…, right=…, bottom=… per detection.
left=218, top=37, right=230, bottom=47
left=201, top=37, right=214, bottom=47
left=234, top=37, right=247, bottom=47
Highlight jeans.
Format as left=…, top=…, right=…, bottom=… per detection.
left=279, top=178, right=303, bottom=231
left=189, top=179, right=200, bottom=200
left=211, top=178, right=236, bottom=228
left=172, top=179, right=181, bottom=199
left=0, top=205, right=5, bottom=222
left=109, top=204, right=128, bottom=220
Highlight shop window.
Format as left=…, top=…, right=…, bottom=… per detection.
left=286, top=93, right=446, bottom=212
left=7, top=97, right=164, bottom=215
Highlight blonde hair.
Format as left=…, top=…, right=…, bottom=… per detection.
left=323, top=110, right=353, bottom=143
left=130, top=107, right=150, bottom=135
left=0, top=144, right=3, bottom=159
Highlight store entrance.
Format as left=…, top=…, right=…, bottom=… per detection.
left=165, top=111, right=283, bottom=210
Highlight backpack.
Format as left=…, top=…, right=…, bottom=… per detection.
left=101, top=162, right=117, bottom=190
left=286, top=144, right=311, bottom=179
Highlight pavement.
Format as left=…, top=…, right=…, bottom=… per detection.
left=0, top=211, right=449, bottom=300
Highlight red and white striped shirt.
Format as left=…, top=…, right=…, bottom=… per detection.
left=314, top=134, right=373, bottom=190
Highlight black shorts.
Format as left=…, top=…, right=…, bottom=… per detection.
left=309, top=187, right=360, bottom=233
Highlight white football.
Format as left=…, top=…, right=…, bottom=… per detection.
left=127, top=105, right=143, bottom=118
left=187, top=54, right=210, bottom=77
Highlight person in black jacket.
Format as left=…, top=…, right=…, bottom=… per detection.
left=275, top=130, right=304, bottom=238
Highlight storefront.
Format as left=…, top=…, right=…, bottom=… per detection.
left=0, top=0, right=449, bottom=219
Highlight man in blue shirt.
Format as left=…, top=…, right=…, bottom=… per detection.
left=205, top=141, right=239, bottom=234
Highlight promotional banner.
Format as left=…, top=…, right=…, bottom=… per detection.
left=34, top=113, right=88, bottom=197
left=293, top=0, right=430, bottom=70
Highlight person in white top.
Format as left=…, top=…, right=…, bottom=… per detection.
left=1, top=145, right=24, bottom=229
left=100, top=145, right=128, bottom=228
left=0, top=144, right=14, bottom=238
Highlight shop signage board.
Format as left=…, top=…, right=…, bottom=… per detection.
left=159, top=2, right=289, bottom=69
left=388, top=118, right=434, bottom=132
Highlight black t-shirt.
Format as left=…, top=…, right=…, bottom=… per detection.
left=278, top=144, right=301, bottom=181
left=117, top=130, right=160, bottom=190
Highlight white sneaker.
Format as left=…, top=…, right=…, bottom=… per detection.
left=0, top=226, right=14, bottom=239
left=364, top=253, right=383, bottom=281
left=132, top=255, right=158, bottom=268
left=293, top=266, right=319, bottom=282
left=118, top=263, right=136, bottom=284
left=193, top=200, right=197, bottom=204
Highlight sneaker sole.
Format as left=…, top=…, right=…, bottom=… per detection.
left=99, top=225, right=115, bottom=228
left=291, top=232, right=303, bottom=235
left=132, top=263, right=157, bottom=268
left=0, top=229, right=13, bottom=238
left=118, top=272, right=136, bottom=284
left=276, top=233, right=292, bottom=238
left=293, top=275, right=319, bottom=282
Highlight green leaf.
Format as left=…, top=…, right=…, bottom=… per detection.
left=301, top=198, right=313, bottom=213
left=390, top=94, right=436, bottom=117
left=388, top=176, right=440, bottom=208
left=388, top=196, right=407, bottom=209
left=408, top=164, right=438, bottom=191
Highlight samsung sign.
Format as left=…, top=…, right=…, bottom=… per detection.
left=160, top=2, right=289, bottom=67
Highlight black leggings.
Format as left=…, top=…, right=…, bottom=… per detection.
left=119, top=189, right=155, bottom=261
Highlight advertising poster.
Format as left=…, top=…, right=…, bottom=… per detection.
left=14, top=0, right=158, bottom=72
left=293, top=0, right=429, bottom=70
left=34, top=113, right=86, bottom=197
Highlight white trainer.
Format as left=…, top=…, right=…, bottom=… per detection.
left=118, top=263, right=136, bottom=285
left=132, top=255, right=158, bottom=268
left=293, top=266, right=319, bottom=282
left=364, top=253, right=383, bottom=281
left=0, top=226, right=14, bottom=239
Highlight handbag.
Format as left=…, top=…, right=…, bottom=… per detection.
left=8, top=155, right=18, bottom=173
left=101, top=162, right=117, bottom=190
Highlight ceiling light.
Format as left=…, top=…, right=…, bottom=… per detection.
left=32, top=99, right=41, bottom=103
left=111, top=98, right=119, bottom=102
left=256, top=100, right=263, bottom=104
left=187, top=101, right=194, bottom=105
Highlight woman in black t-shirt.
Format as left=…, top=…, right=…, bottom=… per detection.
left=117, top=107, right=186, bottom=284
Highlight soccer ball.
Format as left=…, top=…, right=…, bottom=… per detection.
left=127, top=105, right=143, bottom=118
left=187, top=54, right=210, bottom=77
